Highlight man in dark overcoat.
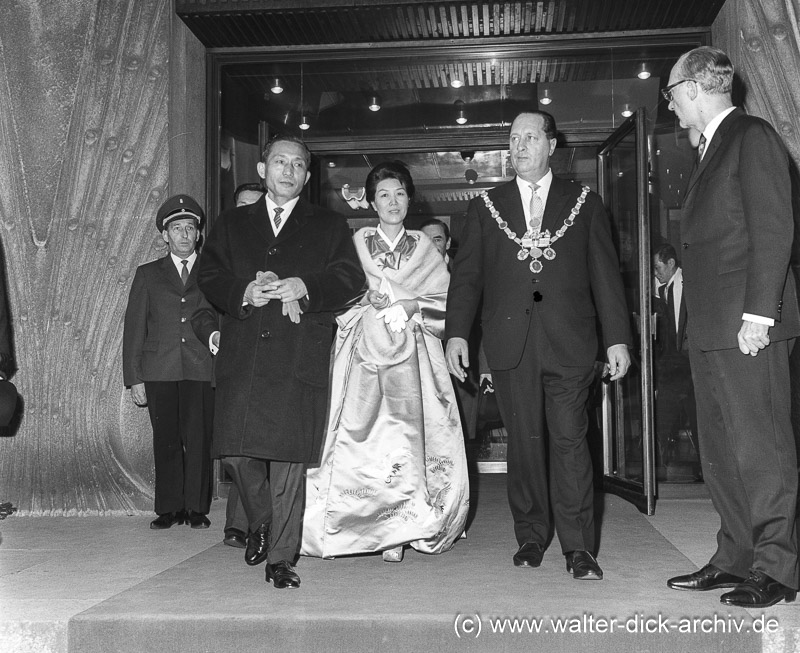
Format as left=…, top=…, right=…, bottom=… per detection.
left=123, top=194, right=217, bottom=530
left=197, top=134, right=365, bottom=589
left=445, top=111, right=632, bottom=581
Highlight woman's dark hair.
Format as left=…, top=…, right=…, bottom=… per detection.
left=365, top=160, right=415, bottom=204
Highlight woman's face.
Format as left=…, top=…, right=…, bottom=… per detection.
left=371, top=178, right=409, bottom=227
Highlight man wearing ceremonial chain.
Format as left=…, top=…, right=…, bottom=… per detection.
left=446, top=111, right=632, bottom=580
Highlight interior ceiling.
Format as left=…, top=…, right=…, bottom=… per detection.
left=175, top=0, right=725, bottom=48
left=178, top=1, right=718, bottom=217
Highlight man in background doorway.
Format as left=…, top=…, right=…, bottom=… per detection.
left=652, top=243, right=700, bottom=482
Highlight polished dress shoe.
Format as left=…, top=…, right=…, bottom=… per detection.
left=223, top=528, right=247, bottom=549
left=513, top=542, right=545, bottom=568
left=245, top=523, right=271, bottom=566
left=150, top=512, right=184, bottom=530
left=667, top=563, right=743, bottom=591
left=265, top=561, right=301, bottom=589
left=565, top=550, right=603, bottom=580
left=720, top=571, right=797, bottom=608
left=187, top=511, right=211, bottom=529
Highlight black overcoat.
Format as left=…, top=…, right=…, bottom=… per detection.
left=197, top=198, right=365, bottom=463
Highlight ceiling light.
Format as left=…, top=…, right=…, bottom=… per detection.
left=450, top=77, right=464, bottom=89
left=637, top=63, right=651, bottom=80
left=299, top=115, right=310, bottom=130
left=327, top=161, right=336, bottom=168
left=454, top=100, right=467, bottom=125
left=621, top=104, right=633, bottom=118
left=368, top=94, right=381, bottom=112
left=465, top=169, right=478, bottom=185
left=539, top=88, right=552, bottom=105
left=270, top=77, right=284, bottom=94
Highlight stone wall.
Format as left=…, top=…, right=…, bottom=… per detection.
left=0, top=0, right=178, bottom=514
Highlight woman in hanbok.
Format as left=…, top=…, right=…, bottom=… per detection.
left=302, top=161, right=469, bottom=562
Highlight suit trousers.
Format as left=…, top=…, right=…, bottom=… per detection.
left=144, top=380, right=214, bottom=515
left=491, top=308, right=597, bottom=552
left=689, top=339, right=798, bottom=588
left=222, top=456, right=305, bottom=564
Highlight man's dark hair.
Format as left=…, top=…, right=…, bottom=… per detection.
left=262, top=134, right=312, bottom=168
left=653, top=242, right=679, bottom=266
left=420, top=218, right=450, bottom=241
left=234, top=182, right=265, bottom=205
left=515, top=110, right=558, bottom=140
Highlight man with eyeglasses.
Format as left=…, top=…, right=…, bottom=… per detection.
left=663, top=46, right=799, bottom=609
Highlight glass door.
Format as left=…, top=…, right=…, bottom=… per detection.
left=597, top=108, right=656, bottom=515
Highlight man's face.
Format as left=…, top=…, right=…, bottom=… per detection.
left=258, top=141, right=310, bottom=205
left=653, top=255, right=676, bottom=286
left=508, top=113, right=556, bottom=183
left=162, top=218, right=199, bottom=258
left=666, top=62, right=696, bottom=130
left=421, top=224, right=450, bottom=258
left=236, top=190, right=263, bottom=207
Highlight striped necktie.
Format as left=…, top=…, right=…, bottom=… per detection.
left=273, top=206, right=284, bottom=231
left=529, top=183, right=544, bottom=234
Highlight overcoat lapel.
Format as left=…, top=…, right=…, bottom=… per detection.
left=272, top=199, right=309, bottom=246
left=247, top=199, right=275, bottom=244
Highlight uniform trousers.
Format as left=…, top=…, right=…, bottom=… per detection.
left=144, top=380, right=214, bottom=515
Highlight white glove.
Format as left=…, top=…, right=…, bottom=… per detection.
left=376, top=304, right=408, bottom=333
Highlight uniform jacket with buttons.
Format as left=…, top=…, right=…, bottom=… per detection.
left=123, top=255, right=215, bottom=385
left=197, top=197, right=365, bottom=463
left=680, top=108, right=800, bottom=351
left=446, top=176, right=632, bottom=371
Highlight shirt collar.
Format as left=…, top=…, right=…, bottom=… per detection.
left=516, top=168, right=553, bottom=198
left=265, top=194, right=300, bottom=219
left=702, top=106, right=736, bottom=151
left=170, top=251, right=197, bottom=266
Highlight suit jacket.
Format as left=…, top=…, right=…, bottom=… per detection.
left=446, top=176, right=632, bottom=370
left=122, top=255, right=215, bottom=385
left=197, top=197, right=365, bottom=463
left=681, top=108, right=800, bottom=350
left=654, top=274, right=688, bottom=357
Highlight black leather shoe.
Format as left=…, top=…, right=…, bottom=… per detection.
left=667, top=564, right=744, bottom=591
left=187, top=511, right=211, bottom=529
left=720, top=571, right=797, bottom=608
left=223, top=528, right=247, bottom=548
left=265, top=561, right=300, bottom=589
left=513, top=542, right=545, bottom=568
left=245, top=523, right=271, bottom=566
left=565, top=550, right=603, bottom=580
left=150, top=512, right=184, bottom=529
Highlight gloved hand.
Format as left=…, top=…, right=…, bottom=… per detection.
left=375, top=304, right=409, bottom=333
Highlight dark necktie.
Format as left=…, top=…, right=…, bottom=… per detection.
left=697, top=134, right=707, bottom=162
left=180, top=259, right=189, bottom=285
left=273, top=207, right=284, bottom=231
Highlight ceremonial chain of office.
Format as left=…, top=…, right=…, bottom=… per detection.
left=481, top=186, right=590, bottom=273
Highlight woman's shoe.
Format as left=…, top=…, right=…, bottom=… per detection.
left=382, top=546, right=404, bottom=563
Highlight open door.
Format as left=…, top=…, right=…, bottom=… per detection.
left=597, top=108, right=656, bottom=515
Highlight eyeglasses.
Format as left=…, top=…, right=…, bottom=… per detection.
left=661, top=79, right=693, bottom=102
